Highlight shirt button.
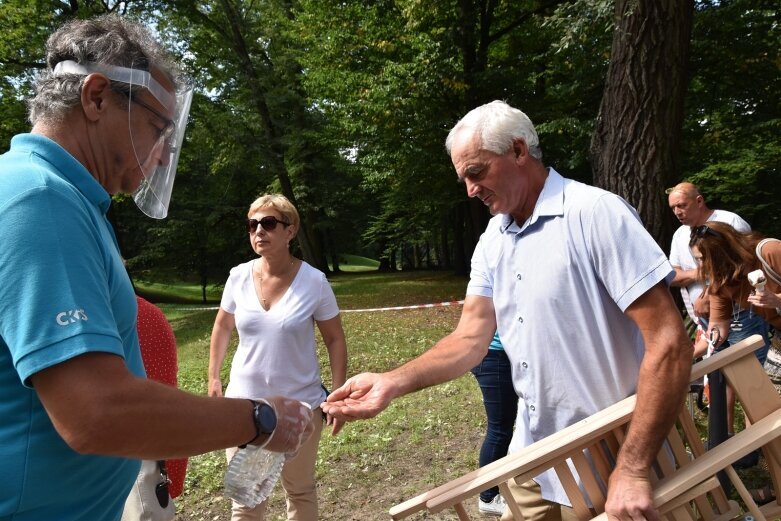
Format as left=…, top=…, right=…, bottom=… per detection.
left=518, top=316, right=523, bottom=323
left=529, top=405, right=536, bottom=411
left=516, top=273, right=522, bottom=280
left=522, top=362, right=528, bottom=368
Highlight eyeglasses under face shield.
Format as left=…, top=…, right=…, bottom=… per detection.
left=52, top=60, right=194, bottom=219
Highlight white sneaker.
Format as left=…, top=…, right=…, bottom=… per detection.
left=478, top=494, right=506, bottom=516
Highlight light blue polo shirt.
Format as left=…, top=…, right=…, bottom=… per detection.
left=0, top=134, right=144, bottom=521
left=467, top=168, right=674, bottom=504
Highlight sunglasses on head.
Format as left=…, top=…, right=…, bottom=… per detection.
left=246, top=216, right=291, bottom=233
left=689, top=224, right=722, bottom=246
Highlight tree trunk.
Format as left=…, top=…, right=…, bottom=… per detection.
left=451, top=203, right=469, bottom=276
left=219, top=0, right=327, bottom=272
left=590, top=0, right=693, bottom=248
left=440, top=219, right=451, bottom=270
left=325, top=230, right=340, bottom=273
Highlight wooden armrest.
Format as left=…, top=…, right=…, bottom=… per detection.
left=424, top=397, right=635, bottom=513
left=590, top=407, right=781, bottom=520
left=425, top=335, right=766, bottom=514
left=389, top=335, right=767, bottom=519
left=689, top=334, right=765, bottom=381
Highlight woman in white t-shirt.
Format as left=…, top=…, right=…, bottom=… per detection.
left=208, top=193, right=347, bottom=521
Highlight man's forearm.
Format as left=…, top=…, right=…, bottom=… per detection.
left=671, top=266, right=699, bottom=288
left=615, top=337, right=692, bottom=473
left=390, top=332, right=488, bottom=397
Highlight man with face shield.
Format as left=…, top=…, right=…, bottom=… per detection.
left=51, top=57, right=192, bottom=218
left=0, top=15, right=313, bottom=521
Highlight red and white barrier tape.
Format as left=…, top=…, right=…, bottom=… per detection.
left=168, top=300, right=464, bottom=314
left=342, top=300, right=464, bottom=313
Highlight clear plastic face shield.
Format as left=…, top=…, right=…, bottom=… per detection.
left=53, top=61, right=194, bottom=218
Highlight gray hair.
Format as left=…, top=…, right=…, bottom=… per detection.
left=445, top=100, right=542, bottom=160
left=28, top=14, right=179, bottom=126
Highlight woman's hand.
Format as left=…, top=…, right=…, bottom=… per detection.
left=692, top=335, right=709, bottom=359
left=207, top=378, right=223, bottom=397
left=693, top=292, right=710, bottom=319
left=325, top=412, right=343, bottom=436
left=747, top=290, right=781, bottom=309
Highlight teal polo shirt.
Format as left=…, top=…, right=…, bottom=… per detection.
left=0, top=134, right=144, bottom=521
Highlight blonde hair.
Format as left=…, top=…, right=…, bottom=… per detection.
left=248, top=193, right=300, bottom=233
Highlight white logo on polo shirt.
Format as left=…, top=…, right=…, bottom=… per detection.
left=56, top=309, right=89, bottom=326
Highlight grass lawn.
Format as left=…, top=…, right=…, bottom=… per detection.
left=170, top=270, right=481, bottom=520
left=328, top=253, right=381, bottom=273
left=162, top=270, right=770, bottom=521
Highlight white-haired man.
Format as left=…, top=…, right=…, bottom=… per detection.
left=323, top=100, right=692, bottom=521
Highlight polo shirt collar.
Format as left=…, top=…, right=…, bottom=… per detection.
left=11, top=133, right=112, bottom=214
left=502, top=167, right=565, bottom=233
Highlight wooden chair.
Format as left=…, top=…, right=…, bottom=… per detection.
left=390, top=335, right=781, bottom=520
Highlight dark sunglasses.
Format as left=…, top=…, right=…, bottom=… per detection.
left=155, top=460, right=171, bottom=508
left=246, top=216, right=291, bottom=233
left=689, top=224, right=722, bottom=246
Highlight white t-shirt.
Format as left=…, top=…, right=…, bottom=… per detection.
left=669, top=209, right=750, bottom=323
left=220, top=259, right=340, bottom=408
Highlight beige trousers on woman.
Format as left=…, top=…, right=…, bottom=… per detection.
left=227, top=414, right=324, bottom=521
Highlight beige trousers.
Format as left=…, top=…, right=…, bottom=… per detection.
left=500, top=479, right=578, bottom=521
left=227, top=414, right=324, bottom=521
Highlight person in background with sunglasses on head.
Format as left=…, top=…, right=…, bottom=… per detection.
left=0, top=15, right=312, bottom=521
left=689, top=223, right=774, bottom=449
left=208, top=193, right=348, bottom=521
left=666, top=182, right=750, bottom=331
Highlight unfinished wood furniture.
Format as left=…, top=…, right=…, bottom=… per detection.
left=390, top=334, right=781, bottom=520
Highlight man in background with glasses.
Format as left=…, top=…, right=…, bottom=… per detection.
left=667, top=181, right=750, bottom=328
left=0, top=15, right=312, bottom=521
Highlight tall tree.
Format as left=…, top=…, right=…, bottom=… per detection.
left=150, top=0, right=339, bottom=272
left=590, top=0, right=694, bottom=247
left=681, top=0, right=781, bottom=237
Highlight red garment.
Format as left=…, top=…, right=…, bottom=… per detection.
left=136, top=296, right=188, bottom=498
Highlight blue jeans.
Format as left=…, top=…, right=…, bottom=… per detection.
left=471, top=349, right=518, bottom=502
left=706, top=307, right=771, bottom=363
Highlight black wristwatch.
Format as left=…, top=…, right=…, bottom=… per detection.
left=239, top=399, right=277, bottom=448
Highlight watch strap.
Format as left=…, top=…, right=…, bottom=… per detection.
left=238, top=399, right=260, bottom=449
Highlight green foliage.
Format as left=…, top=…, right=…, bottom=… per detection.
left=680, top=0, right=781, bottom=236
left=0, top=0, right=778, bottom=282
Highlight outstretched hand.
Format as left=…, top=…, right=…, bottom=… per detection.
left=320, top=372, right=398, bottom=435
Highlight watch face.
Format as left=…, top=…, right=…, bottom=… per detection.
left=257, top=402, right=277, bottom=433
